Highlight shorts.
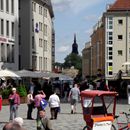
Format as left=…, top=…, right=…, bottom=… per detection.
left=71, top=99, right=77, bottom=105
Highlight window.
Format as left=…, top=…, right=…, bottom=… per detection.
left=118, top=50, right=123, bottom=56
left=32, top=36, right=34, bottom=49
left=0, top=0, right=4, bottom=11
left=32, top=2, right=36, bottom=12
left=6, top=20, right=9, bottom=36
left=12, top=45, right=14, bottom=62
left=107, top=17, right=113, bottom=30
left=44, top=24, right=47, bottom=36
left=118, top=35, right=123, bottom=40
left=39, top=38, right=43, bottom=47
left=39, top=22, right=43, bottom=31
left=118, top=19, right=123, bottom=25
left=32, top=56, right=37, bottom=70
left=7, top=44, right=10, bottom=62
left=32, top=19, right=34, bottom=32
left=0, top=19, right=4, bottom=35
left=39, top=56, right=42, bottom=70
left=11, top=0, right=14, bottom=14
left=11, top=22, right=14, bottom=37
left=44, top=8, right=47, bottom=17
left=6, top=0, right=9, bottom=12
left=39, top=6, right=42, bottom=15
left=1, top=43, right=5, bottom=62
left=44, top=40, right=47, bottom=51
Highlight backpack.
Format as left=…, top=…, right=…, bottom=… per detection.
left=40, top=98, right=48, bottom=110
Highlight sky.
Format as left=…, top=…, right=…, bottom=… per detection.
left=51, top=0, right=115, bottom=63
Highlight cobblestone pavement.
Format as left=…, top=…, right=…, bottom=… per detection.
left=0, top=99, right=129, bottom=130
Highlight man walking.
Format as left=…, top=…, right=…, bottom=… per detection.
left=8, top=87, right=20, bottom=120
left=68, top=83, right=80, bottom=114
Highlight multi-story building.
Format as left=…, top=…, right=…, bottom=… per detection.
left=91, top=17, right=105, bottom=77
left=19, top=0, right=54, bottom=71
left=82, top=42, right=92, bottom=78
left=0, top=0, right=19, bottom=70
left=105, top=0, right=130, bottom=80
left=82, top=0, right=130, bottom=82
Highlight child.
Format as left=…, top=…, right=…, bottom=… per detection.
left=37, top=108, right=53, bottom=130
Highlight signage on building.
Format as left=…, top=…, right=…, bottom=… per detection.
left=0, top=37, right=7, bottom=42
left=8, top=39, right=15, bottom=43
left=35, top=23, right=39, bottom=33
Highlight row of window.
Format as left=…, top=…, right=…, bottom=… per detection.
left=0, top=19, right=15, bottom=37
left=0, top=0, right=14, bottom=14
left=0, top=43, right=14, bottom=63
left=32, top=19, right=48, bottom=35
left=32, top=55, right=47, bottom=71
left=32, top=2, right=47, bottom=17
left=32, top=36, right=48, bottom=51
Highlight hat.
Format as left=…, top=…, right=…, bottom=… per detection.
left=13, top=117, right=23, bottom=126
left=12, top=88, right=16, bottom=91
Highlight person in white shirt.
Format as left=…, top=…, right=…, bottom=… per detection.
left=48, top=90, right=60, bottom=120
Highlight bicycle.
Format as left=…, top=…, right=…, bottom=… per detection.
left=112, top=111, right=130, bottom=130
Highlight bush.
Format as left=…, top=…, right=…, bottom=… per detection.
left=17, top=85, right=27, bottom=97
left=0, top=88, right=11, bottom=99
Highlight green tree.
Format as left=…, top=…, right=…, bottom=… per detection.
left=63, top=53, right=82, bottom=73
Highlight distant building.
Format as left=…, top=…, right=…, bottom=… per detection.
left=0, top=0, right=19, bottom=70
left=82, top=0, right=130, bottom=81
left=72, top=34, right=78, bottom=54
left=19, top=0, right=54, bottom=71
left=82, top=42, right=92, bottom=78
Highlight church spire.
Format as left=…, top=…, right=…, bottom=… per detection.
left=72, top=34, right=78, bottom=54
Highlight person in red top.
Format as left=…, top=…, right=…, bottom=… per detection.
left=8, top=87, right=20, bottom=120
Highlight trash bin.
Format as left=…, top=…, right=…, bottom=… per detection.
left=127, top=85, right=130, bottom=104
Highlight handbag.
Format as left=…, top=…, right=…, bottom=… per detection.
left=40, top=98, right=48, bottom=110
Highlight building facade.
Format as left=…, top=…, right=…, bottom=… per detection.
left=0, top=0, right=19, bottom=70
left=82, top=0, right=130, bottom=81
left=19, top=0, right=54, bottom=71
left=82, top=42, right=92, bottom=78
left=105, top=0, right=130, bottom=80
left=91, top=17, right=105, bottom=77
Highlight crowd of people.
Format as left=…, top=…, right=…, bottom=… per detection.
left=1, top=76, right=112, bottom=130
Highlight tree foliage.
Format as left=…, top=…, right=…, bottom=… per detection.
left=63, top=53, right=82, bottom=72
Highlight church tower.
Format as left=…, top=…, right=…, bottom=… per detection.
left=72, top=34, right=78, bottom=54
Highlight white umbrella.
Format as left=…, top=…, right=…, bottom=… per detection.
left=15, top=69, right=43, bottom=78
left=122, top=61, right=130, bottom=66
left=0, top=69, right=20, bottom=77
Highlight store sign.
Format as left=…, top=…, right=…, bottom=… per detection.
left=93, top=121, right=112, bottom=130
left=0, top=37, right=7, bottom=42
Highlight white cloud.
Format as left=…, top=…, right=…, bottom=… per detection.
left=52, top=0, right=105, bottom=14
left=57, top=45, right=70, bottom=53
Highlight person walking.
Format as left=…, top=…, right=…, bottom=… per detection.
left=48, top=90, right=60, bottom=120
left=27, top=91, right=34, bottom=119
left=68, top=83, right=80, bottom=114
left=37, top=108, right=53, bottom=130
left=8, top=87, right=20, bottom=120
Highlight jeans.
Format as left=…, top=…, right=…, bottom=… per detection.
left=10, top=104, right=18, bottom=120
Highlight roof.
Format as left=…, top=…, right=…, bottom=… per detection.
left=80, top=90, right=117, bottom=97
left=107, top=0, right=130, bottom=11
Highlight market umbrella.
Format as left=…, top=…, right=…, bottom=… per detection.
left=15, top=69, right=43, bottom=78
left=0, top=69, right=20, bottom=77
left=122, top=61, right=130, bottom=66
